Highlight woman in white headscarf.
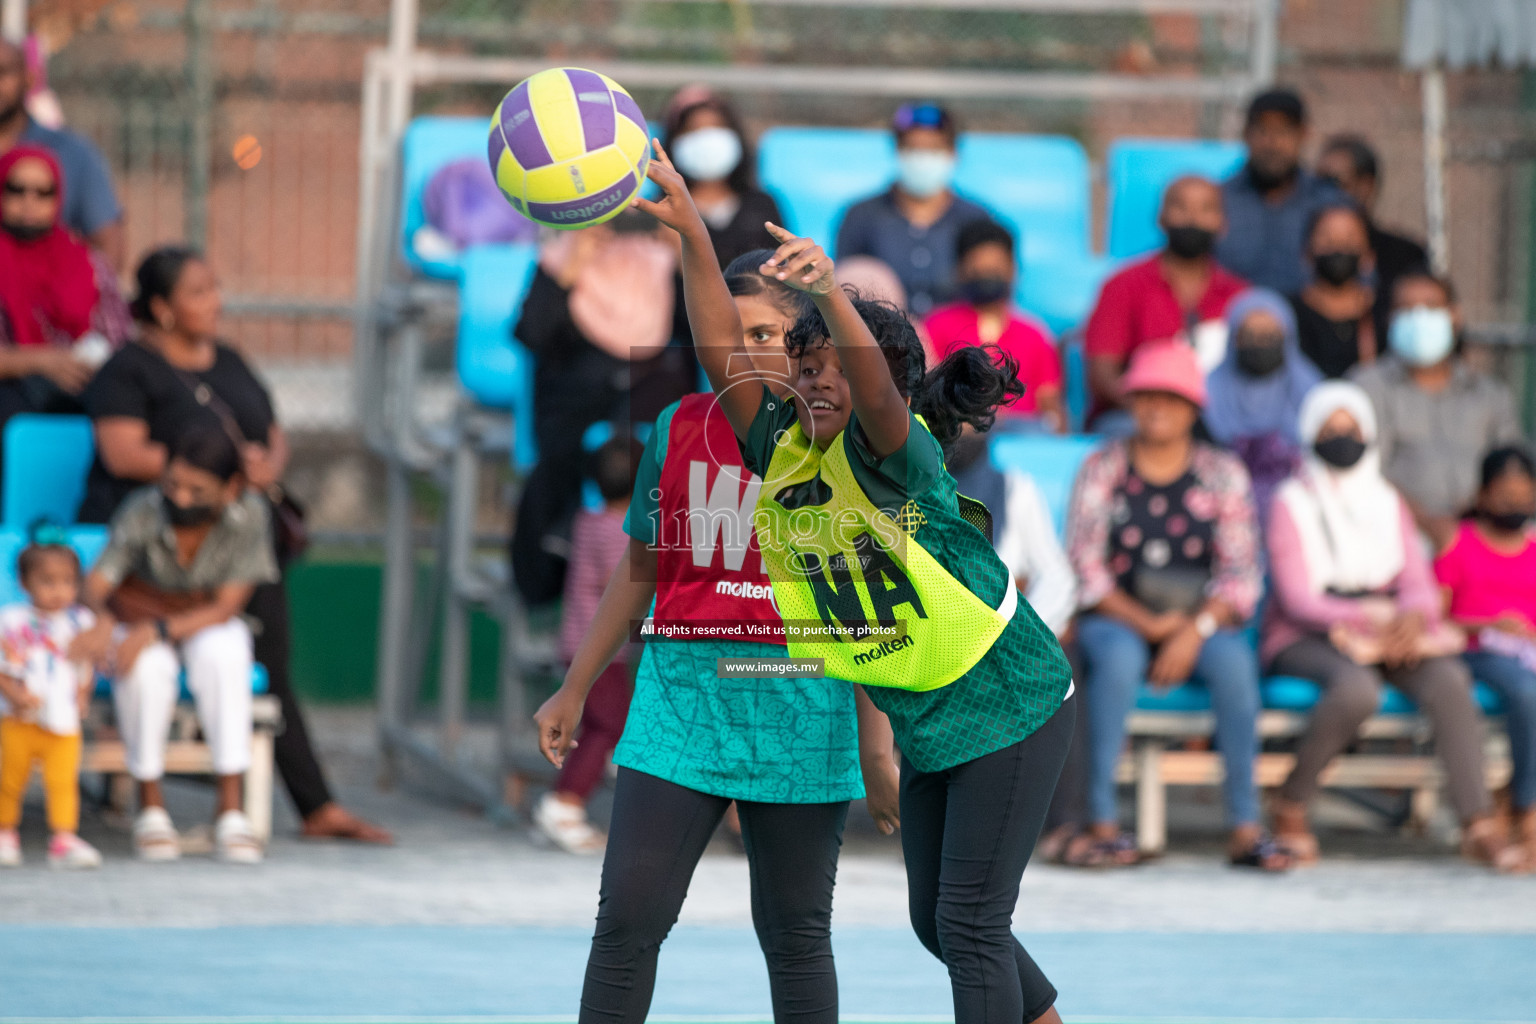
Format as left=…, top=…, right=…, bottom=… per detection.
left=1262, top=381, right=1524, bottom=871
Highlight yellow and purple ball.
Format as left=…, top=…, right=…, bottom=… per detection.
left=488, top=67, right=651, bottom=230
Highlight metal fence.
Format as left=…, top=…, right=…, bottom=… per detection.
left=22, top=0, right=1536, bottom=535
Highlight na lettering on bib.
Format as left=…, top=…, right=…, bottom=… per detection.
left=755, top=418, right=1015, bottom=691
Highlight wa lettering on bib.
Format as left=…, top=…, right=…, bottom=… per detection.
left=653, top=394, right=785, bottom=642
left=755, top=421, right=1015, bottom=691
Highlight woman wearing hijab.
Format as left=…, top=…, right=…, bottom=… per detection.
left=1205, top=288, right=1322, bottom=519
left=0, top=144, right=129, bottom=433
left=1263, top=381, right=1525, bottom=871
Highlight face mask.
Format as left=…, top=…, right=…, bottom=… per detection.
left=1313, top=251, right=1361, bottom=286
left=1, top=221, right=51, bottom=242
left=1313, top=435, right=1367, bottom=470
left=669, top=127, right=742, bottom=182
left=163, top=493, right=219, bottom=528
left=1164, top=225, right=1216, bottom=260
left=1479, top=508, right=1533, bottom=533
left=1388, top=306, right=1455, bottom=367
left=1234, top=334, right=1286, bottom=377
left=896, top=150, right=956, bottom=199
left=959, top=276, right=1011, bottom=306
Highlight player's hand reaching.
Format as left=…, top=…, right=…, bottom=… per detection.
left=630, top=139, right=705, bottom=238
left=760, top=223, right=836, bottom=297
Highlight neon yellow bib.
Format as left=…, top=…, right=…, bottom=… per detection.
left=754, top=421, right=1015, bottom=691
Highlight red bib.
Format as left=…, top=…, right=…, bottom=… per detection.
left=652, top=393, right=784, bottom=643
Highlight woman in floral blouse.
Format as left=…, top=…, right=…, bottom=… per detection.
left=1066, top=342, right=1287, bottom=871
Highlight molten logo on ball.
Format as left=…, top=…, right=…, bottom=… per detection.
left=487, top=67, right=650, bottom=230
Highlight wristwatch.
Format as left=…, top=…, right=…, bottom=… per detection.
left=1194, top=611, right=1218, bottom=639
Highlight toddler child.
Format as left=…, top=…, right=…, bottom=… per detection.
left=0, top=535, right=102, bottom=869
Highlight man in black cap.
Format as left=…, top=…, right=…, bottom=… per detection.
left=1215, top=87, right=1345, bottom=295
left=1317, top=133, right=1430, bottom=343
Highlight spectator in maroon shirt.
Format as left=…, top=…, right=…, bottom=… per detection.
left=1084, top=176, right=1246, bottom=428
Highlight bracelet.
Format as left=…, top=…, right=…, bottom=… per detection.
left=1194, top=611, right=1219, bottom=640
left=154, top=619, right=170, bottom=643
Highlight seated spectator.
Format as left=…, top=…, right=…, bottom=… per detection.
left=835, top=102, right=990, bottom=315
left=947, top=425, right=1076, bottom=637
left=534, top=435, right=643, bottom=854
left=1066, top=342, right=1283, bottom=871
left=0, top=145, right=128, bottom=445
left=81, top=246, right=391, bottom=844
left=0, top=40, right=124, bottom=268
left=1351, top=270, right=1524, bottom=549
left=924, top=219, right=1063, bottom=431
left=1289, top=203, right=1378, bottom=378
left=1084, top=176, right=1244, bottom=428
left=1215, top=88, right=1345, bottom=296
left=77, top=428, right=275, bottom=863
left=1205, top=288, right=1321, bottom=520
left=662, top=86, right=783, bottom=270
left=1435, top=446, right=1536, bottom=861
left=1263, top=382, right=1522, bottom=871
left=511, top=212, right=692, bottom=605
left=1317, top=134, right=1428, bottom=344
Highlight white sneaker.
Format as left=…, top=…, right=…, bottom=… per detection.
left=533, top=793, right=605, bottom=854
left=48, top=833, right=102, bottom=870
left=0, top=828, right=20, bottom=867
left=215, top=810, right=264, bottom=864
left=133, top=807, right=181, bottom=862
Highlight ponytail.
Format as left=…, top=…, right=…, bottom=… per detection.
left=914, top=345, right=1024, bottom=449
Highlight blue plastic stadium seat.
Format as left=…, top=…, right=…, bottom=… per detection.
left=3, top=415, right=94, bottom=527
left=989, top=433, right=1100, bottom=537
left=1062, top=337, right=1089, bottom=433
left=1262, top=674, right=1506, bottom=716
left=399, top=116, right=495, bottom=279
left=757, top=127, right=893, bottom=255
left=1018, top=251, right=1124, bottom=338
left=1135, top=682, right=1213, bottom=713
left=955, top=134, right=1091, bottom=265
left=454, top=244, right=540, bottom=471
left=1105, top=138, right=1247, bottom=260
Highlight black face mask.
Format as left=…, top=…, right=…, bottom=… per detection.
left=1, top=221, right=51, bottom=243
left=1479, top=508, right=1533, bottom=534
left=1314, top=435, right=1367, bottom=469
left=959, top=276, right=1011, bottom=306
left=1164, top=225, right=1216, bottom=260
left=163, top=493, right=220, bottom=528
left=1313, top=251, right=1361, bottom=286
left=1234, top=338, right=1286, bottom=377
left=1248, top=161, right=1298, bottom=193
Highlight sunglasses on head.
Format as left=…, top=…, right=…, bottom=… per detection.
left=3, top=181, right=58, bottom=199
left=893, top=103, right=948, bottom=132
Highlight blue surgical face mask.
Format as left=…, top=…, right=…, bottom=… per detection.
left=896, top=150, right=956, bottom=198
left=670, top=127, right=742, bottom=182
left=1389, top=306, right=1455, bottom=367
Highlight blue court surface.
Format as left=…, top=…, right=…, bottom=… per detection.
left=2, top=925, right=1534, bottom=1023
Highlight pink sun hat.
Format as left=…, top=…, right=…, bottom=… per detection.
left=1120, top=340, right=1207, bottom=408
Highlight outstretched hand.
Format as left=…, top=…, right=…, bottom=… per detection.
left=760, top=223, right=837, bottom=297
left=629, top=139, right=704, bottom=237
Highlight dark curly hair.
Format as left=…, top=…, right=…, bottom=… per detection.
left=785, top=290, right=1024, bottom=449
left=724, top=249, right=813, bottom=322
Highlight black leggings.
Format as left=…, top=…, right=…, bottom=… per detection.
left=580, top=768, right=849, bottom=1024
left=900, top=694, right=1076, bottom=1024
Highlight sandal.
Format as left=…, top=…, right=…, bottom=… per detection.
left=1060, top=830, right=1141, bottom=869
left=1228, top=831, right=1293, bottom=873
left=1270, top=797, right=1319, bottom=866
left=133, top=806, right=181, bottom=863
left=215, top=810, right=265, bottom=864
left=1461, top=815, right=1531, bottom=874
left=1037, top=824, right=1079, bottom=865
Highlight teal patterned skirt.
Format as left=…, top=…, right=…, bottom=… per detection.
left=612, top=640, right=864, bottom=804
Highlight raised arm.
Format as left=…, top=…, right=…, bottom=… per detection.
left=629, top=141, right=758, bottom=441
left=760, top=223, right=910, bottom=457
